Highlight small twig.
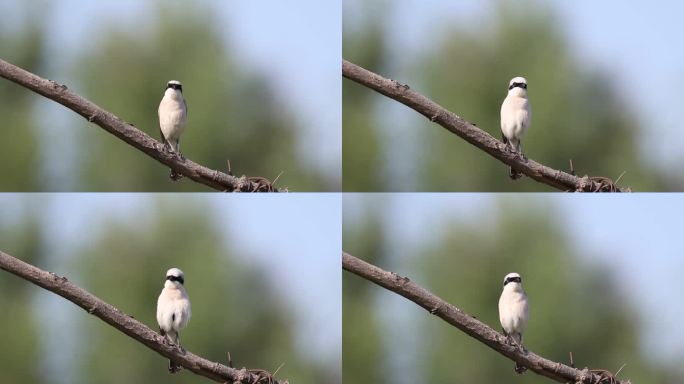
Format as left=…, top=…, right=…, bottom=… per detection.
left=569, top=351, right=574, bottom=368
left=272, top=363, right=285, bottom=378
left=615, top=363, right=627, bottom=377
left=614, top=171, right=626, bottom=185
left=569, top=159, right=575, bottom=176
left=272, top=171, right=284, bottom=186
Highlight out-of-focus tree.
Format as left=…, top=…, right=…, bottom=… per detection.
left=71, top=201, right=307, bottom=382
left=342, top=1, right=388, bottom=191
left=0, top=6, right=43, bottom=190
left=342, top=198, right=680, bottom=383
left=0, top=205, right=44, bottom=383
left=74, top=3, right=320, bottom=191
left=343, top=1, right=668, bottom=191
left=342, top=202, right=387, bottom=383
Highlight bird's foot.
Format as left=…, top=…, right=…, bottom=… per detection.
left=159, top=333, right=169, bottom=345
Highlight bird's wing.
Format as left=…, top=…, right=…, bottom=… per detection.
left=158, top=101, right=167, bottom=143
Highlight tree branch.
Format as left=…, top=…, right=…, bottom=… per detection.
left=0, top=58, right=282, bottom=192
left=342, top=59, right=626, bottom=192
left=342, top=252, right=630, bottom=384
left=0, top=250, right=288, bottom=384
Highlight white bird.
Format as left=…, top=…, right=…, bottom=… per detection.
left=158, top=80, right=188, bottom=181
left=500, top=76, right=531, bottom=180
left=498, top=272, right=529, bottom=374
left=157, top=267, right=191, bottom=373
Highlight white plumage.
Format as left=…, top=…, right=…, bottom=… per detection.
left=498, top=272, right=529, bottom=373
left=157, top=267, right=191, bottom=373
left=500, top=76, right=531, bottom=179
left=158, top=80, right=187, bottom=180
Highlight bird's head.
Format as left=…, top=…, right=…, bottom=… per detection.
left=164, top=80, right=184, bottom=99
left=507, top=77, right=528, bottom=97
left=165, top=267, right=185, bottom=288
left=502, top=272, right=524, bottom=291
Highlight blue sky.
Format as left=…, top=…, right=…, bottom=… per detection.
left=344, top=193, right=684, bottom=369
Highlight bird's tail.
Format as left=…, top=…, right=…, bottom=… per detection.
left=509, top=167, right=523, bottom=180
left=169, top=169, right=184, bottom=181
left=169, top=359, right=182, bottom=373
left=169, top=331, right=183, bottom=373
left=515, top=362, right=527, bottom=374
left=511, top=332, right=526, bottom=373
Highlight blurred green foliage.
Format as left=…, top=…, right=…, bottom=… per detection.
left=0, top=2, right=331, bottom=191
left=0, top=5, right=43, bottom=191
left=0, top=198, right=337, bottom=384
left=343, top=197, right=681, bottom=383
left=343, top=1, right=669, bottom=191
left=0, top=205, right=44, bottom=383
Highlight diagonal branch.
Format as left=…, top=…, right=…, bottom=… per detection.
left=0, top=250, right=288, bottom=384
left=0, top=58, right=282, bottom=192
left=342, top=252, right=630, bottom=384
left=342, top=59, right=626, bottom=192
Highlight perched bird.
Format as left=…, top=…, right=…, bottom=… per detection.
left=498, top=272, right=529, bottom=374
left=500, top=76, right=531, bottom=180
left=157, top=268, right=191, bottom=373
left=158, top=80, right=187, bottom=181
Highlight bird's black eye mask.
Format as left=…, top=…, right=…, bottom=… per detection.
left=508, top=82, right=527, bottom=90
left=167, top=275, right=184, bottom=285
left=503, top=276, right=522, bottom=286
left=166, top=84, right=183, bottom=92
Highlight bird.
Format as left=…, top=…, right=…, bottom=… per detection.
left=158, top=80, right=187, bottom=181
left=498, top=272, right=529, bottom=374
left=157, top=267, right=191, bottom=373
left=500, top=76, right=531, bottom=180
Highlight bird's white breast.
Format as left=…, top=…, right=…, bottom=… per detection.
left=156, top=286, right=191, bottom=333
left=158, top=92, right=187, bottom=141
left=500, top=96, right=531, bottom=140
left=498, top=288, right=529, bottom=334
